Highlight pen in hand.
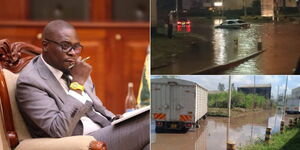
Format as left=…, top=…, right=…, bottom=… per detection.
left=81, top=56, right=90, bottom=62
left=68, top=56, right=90, bottom=69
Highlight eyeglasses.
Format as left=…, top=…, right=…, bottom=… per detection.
left=45, top=39, right=83, bottom=54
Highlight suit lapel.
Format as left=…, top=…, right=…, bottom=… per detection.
left=34, top=55, right=69, bottom=104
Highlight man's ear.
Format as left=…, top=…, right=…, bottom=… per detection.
left=42, top=40, right=48, bottom=52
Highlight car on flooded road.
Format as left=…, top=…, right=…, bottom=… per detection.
left=177, top=18, right=191, bottom=27
left=215, top=19, right=250, bottom=29
left=177, top=18, right=191, bottom=32
left=176, top=9, right=191, bottom=31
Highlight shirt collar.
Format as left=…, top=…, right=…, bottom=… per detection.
left=41, top=55, right=64, bottom=80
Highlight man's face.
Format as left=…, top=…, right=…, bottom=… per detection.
left=43, top=28, right=81, bottom=72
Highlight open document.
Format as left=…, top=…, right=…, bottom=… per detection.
left=112, top=105, right=150, bottom=125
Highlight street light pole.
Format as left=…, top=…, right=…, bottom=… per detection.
left=228, top=75, right=232, bottom=117
left=227, top=75, right=232, bottom=145
left=222, top=0, right=224, bottom=18
left=283, top=76, right=288, bottom=118
left=176, top=0, right=178, bottom=19
left=175, top=0, right=178, bottom=12
left=243, top=0, right=247, bottom=17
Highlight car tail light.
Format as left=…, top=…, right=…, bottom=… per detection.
left=186, top=21, right=190, bottom=24
left=187, top=26, right=191, bottom=32
left=185, top=123, right=192, bottom=128
left=177, top=26, right=182, bottom=31
left=156, top=121, right=163, bottom=126
left=177, top=21, right=182, bottom=25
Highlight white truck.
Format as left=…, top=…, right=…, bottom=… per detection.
left=286, top=99, right=300, bottom=114
left=151, top=78, right=208, bottom=132
left=286, top=87, right=300, bottom=114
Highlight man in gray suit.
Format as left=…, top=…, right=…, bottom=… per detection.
left=16, top=20, right=149, bottom=150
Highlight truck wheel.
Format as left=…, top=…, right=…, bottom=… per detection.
left=195, top=121, right=200, bottom=128
left=155, top=127, right=163, bottom=133
left=181, top=127, right=189, bottom=133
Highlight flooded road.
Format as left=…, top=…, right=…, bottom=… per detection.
left=152, top=18, right=300, bottom=74
left=151, top=109, right=300, bottom=150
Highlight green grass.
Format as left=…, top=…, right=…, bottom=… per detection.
left=207, top=107, right=266, bottom=117
left=240, top=124, right=300, bottom=150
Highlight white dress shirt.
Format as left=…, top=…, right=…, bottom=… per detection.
left=41, top=55, right=101, bottom=134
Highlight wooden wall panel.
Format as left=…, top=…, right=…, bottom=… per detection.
left=77, top=29, right=107, bottom=106
left=0, top=0, right=28, bottom=21
left=90, top=0, right=112, bottom=21
left=0, top=28, right=42, bottom=46
left=106, top=28, right=149, bottom=114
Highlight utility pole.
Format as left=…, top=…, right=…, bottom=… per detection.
left=283, top=76, right=288, bottom=117
left=228, top=75, right=232, bottom=117
left=222, top=0, right=224, bottom=18
left=277, top=85, right=279, bottom=102
left=274, top=0, right=280, bottom=22
left=250, top=75, right=255, bottom=141
left=226, top=75, right=232, bottom=146
left=243, top=0, right=247, bottom=17
left=176, top=0, right=178, bottom=12
left=176, top=0, right=178, bottom=19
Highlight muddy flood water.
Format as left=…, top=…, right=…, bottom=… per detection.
left=151, top=108, right=300, bottom=150
left=152, top=19, right=300, bottom=74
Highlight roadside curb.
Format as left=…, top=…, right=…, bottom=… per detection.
left=191, top=50, right=265, bottom=74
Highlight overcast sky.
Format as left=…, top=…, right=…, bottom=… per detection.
left=151, top=75, right=300, bottom=99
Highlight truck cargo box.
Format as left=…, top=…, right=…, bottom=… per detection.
left=151, top=78, right=208, bottom=132
left=286, top=99, right=300, bottom=113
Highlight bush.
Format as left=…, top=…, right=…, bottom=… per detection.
left=208, top=91, right=271, bottom=109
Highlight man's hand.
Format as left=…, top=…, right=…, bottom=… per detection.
left=69, top=56, right=92, bottom=85
left=111, top=114, right=123, bottom=121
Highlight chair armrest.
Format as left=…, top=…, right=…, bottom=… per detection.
left=15, top=136, right=106, bottom=150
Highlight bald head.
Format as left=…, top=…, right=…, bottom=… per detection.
left=42, top=20, right=80, bottom=72
left=42, top=20, right=75, bottom=40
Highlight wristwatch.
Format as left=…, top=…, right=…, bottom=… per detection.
left=70, top=82, right=85, bottom=91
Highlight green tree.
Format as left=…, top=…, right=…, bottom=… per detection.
left=208, top=91, right=269, bottom=109
left=218, top=83, right=225, bottom=91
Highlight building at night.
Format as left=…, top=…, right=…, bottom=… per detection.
left=238, top=84, right=272, bottom=99
left=195, top=0, right=255, bottom=10
left=261, top=0, right=298, bottom=17
left=195, top=0, right=298, bottom=15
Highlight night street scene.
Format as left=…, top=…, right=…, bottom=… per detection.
left=151, top=0, right=300, bottom=75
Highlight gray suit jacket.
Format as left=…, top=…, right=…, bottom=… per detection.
left=16, top=55, right=115, bottom=138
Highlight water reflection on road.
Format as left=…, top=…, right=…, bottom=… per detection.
left=151, top=108, right=300, bottom=150
left=152, top=19, right=300, bottom=74
left=212, top=21, right=260, bottom=65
